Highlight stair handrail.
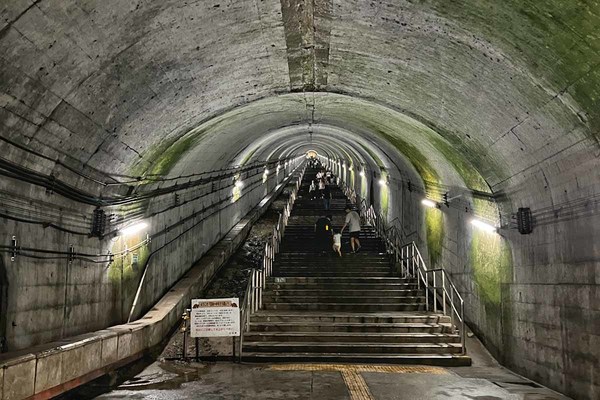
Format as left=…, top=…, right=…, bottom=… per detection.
left=339, top=181, right=466, bottom=355
left=239, top=164, right=306, bottom=360
left=400, top=241, right=466, bottom=354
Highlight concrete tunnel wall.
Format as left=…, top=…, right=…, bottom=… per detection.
left=0, top=1, right=599, bottom=398
left=0, top=154, right=303, bottom=350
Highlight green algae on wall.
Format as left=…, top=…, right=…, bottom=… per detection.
left=147, top=134, right=198, bottom=176
left=378, top=132, right=440, bottom=186
left=108, top=233, right=151, bottom=284
left=425, top=207, right=444, bottom=267
left=470, top=229, right=512, bottom=306
left=427, top=0, right=600, bottom=143
left=469, top=198, right=513, bottom=305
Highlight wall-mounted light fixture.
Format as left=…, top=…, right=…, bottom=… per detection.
left=378, top=178, right=387, bottom=186
left=234, top=180, right=244, bottom=188
left=421, top=199, right=438, bottom=208
left=120, top=221, right=148, bottom=236
left=359, top=170, right=365, bottom=177
left=470, top=219, right=497, bottom=233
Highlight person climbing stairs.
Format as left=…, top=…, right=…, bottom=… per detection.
left=242, top=165, right=471, bottom=366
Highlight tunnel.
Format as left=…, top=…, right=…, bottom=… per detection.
left=0, top=1, right=598, bottom=399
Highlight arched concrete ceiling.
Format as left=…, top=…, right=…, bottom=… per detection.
left=1, top=0, right=599, bottom=202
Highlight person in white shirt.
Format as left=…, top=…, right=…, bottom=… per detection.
left=309, top=180, right=316, bottom=199
left=332, top=230, right=342, bottom=257
left=341, top=206, right=361, bottom=253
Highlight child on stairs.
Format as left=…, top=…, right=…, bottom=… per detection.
left=332, top=230, right=342, bottom=257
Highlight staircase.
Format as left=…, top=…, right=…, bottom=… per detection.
left=242, top=167, right=471, bottom=366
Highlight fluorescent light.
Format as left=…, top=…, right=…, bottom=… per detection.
left=120, top=222, right=148, bottom=236
left=470, top=219, right=497, bottom=233
left=421, top=199, right=437, bottom=208
left=234, top=180, right=244, bottom=188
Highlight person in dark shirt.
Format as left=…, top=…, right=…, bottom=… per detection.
left=314, top=215, right=333, bottom=253
left=322, top=183, right=331, bottom=210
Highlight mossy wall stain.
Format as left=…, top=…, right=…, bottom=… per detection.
left=108, top=235, right=150, bottom=284
left=425, top=207, right=444, bottom=267
left=470, top=229, right=512, bottom=306
left=427, top=0, right=600, bottom=143
left=147, top=134, right=198, bottom=176
left=377, top=131, right=440, bottom=186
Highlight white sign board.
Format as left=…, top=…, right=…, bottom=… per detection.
left=190, top=298, right=240, bottom=337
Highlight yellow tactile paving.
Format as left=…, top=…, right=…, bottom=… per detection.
left=268, top=364, right=448, bottom=374
left=269, top=364, right=449, bottom=400
left=341, top=370, right=375, bottom=400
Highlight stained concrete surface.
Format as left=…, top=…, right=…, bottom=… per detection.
left=62, top=334, right=569, bottom=400
left=74, top=361, right=569, bottom=400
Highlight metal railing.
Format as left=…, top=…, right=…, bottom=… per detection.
left=340, top=182, right=466, bottom=354
left=239, top=165, right=306, bottom=360
left=400, top=242, right=466, bottom=354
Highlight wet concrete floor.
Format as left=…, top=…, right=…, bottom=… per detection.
left=67, top=335, right=570, bottom=400
left=78, top=360, right=570, bottom=400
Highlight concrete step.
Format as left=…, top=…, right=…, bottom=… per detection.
left=274, top=263, right=392, bottom=276
left=250, top=312, right=451, bottom=324
left=268, top=277, right=413, bottom=284
left=264, top=289, right=422, bottom=297
left=264, top=303, right=426, bottom=312
left=268, top=283, right=419, bottom=291
left=248, top=322, right=451, bottom=333
left=275, top=261, right=391, bottom=267
left=243, top=332, right=461, bottom=343
left=241, top=352, right=471, bottom=366
left=262, top=296, right=426, bottom=304
left=277, top=252, right=388, bottom=259
left=242, top=342, right=463, bottom=354
left=273, top=270, right=392, bottom=276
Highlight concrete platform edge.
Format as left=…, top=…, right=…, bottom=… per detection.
left=0, top=171, right=299, bottom=400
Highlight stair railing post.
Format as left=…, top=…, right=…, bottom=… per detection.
left=433, top=271, right=437, bottom=313
left=401, top=245, right=405, bottom=278
left=255, top=269, right=259, bottom=313
left=450, top=288, right=455, bottom=326
left=442, top=272, right=447, bottom=316
left=461, top=301, right=466, bottom=355
left=251, top=270, right=255, bottom=313
left=412, top=244, right=417, bottom=285
left=425, top=270, right=429, bottom=311
left=259, top=270, right=263, bottom=310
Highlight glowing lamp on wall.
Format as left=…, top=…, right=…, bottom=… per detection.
left=470, top=219, right=497, bottom=233
left=421, top=199, right=438, bottom=208
left=119, top=221, right=148, bottom=236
